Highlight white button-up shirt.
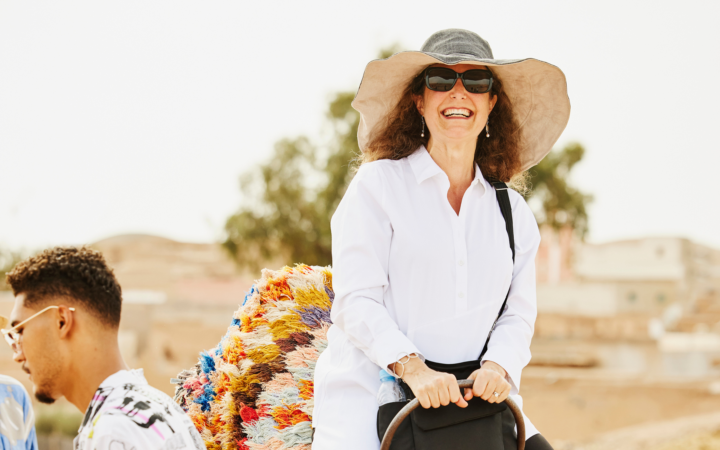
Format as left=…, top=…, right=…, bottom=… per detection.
left=312, top=146, right=541, bottom=449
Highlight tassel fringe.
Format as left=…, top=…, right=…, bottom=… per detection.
left=173, top=265, right=334, bottom=449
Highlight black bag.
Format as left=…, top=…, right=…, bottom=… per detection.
left=376, top=181, right=518, bottom=450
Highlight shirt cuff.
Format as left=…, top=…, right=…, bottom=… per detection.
left=481, top=345, right=525, bottom=394
left=374, top=329, right=424, bottom=377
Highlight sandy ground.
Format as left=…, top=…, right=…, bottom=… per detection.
left=520, top=369, right=720, bottom=448
left=545, top=412, right=720, bottom=450
left=659, top=430, right=720, bottom=450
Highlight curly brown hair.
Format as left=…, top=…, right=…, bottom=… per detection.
left=361, top=67, right=526, bottom=188
left=6, top=246, right=122, bottom=327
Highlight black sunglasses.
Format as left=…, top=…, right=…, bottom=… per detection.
left=424, top=67, right=494, bottom=94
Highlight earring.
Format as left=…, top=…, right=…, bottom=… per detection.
left=421, top=116, right=425, bottom=138
left=485, top=119, right=490, bottom=138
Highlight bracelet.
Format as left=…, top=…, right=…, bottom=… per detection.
left=393, top=353, right=419, bottom=378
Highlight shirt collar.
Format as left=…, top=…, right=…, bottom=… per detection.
left=80, top=369, right=149, bottom=431
left=408, top=145, right=443, bottom=184
left=407, top=146, right=488, bottom=195
left=98, top=369, right=148, bottom=390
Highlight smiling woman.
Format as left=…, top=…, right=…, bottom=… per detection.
left=362, top=63, right=523, bottom=189
left=311, top=29, right=570, bottom=450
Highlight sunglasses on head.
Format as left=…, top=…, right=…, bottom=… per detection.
left=424, top=67, right=494, bottom=94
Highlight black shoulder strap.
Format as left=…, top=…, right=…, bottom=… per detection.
left=479, top=181, right=515, bottom=361
left=492, top=182, right=515, bottom=262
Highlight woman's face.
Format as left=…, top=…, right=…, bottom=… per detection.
left=414, top=63, right=496, bottom=145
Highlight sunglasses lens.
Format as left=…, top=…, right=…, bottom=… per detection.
left=462, top=70, right=493, bottom=94
left=426, top=68, right=457, bottom=92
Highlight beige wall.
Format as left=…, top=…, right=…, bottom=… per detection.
left=128, top=302, right=237, bottom=395
left=534, top=313, right=653, bottom=342
left=615, top=280, right=678, bottom=313
left=575, top=237, right=686, bottom=282
left=536, top=234, right=720, bottom=317
left=537, top=282, right=619, bottom=317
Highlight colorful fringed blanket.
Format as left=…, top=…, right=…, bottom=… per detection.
left=173, top=265, right=333, bottom=450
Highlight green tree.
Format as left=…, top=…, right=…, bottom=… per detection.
left=524, top=142, right=593, bottom=237
left=223, top=91, right=359, bottom=269
left=222, top=50, right=409, bottom=270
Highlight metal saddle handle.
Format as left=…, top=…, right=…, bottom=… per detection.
left=380, top=379, right=526, bottom=450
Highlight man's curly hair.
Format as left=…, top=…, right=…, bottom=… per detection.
left=6, top=247, right=122, bottom=327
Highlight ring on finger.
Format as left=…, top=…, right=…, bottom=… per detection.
left=493, top=392, right=500, bottom=398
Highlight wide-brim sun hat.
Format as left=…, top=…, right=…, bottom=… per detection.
left=352, top=28, right=571, bottom=171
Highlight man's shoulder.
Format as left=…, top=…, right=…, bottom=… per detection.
left=90, top=379, right=188, bottom=428
left=0, top=374, right=29, bottom=397
left=79, top=379, right=202, bottom=450
left=0, top=375, right=36, bottom=449
left=0, top=374, right=31, bottom=405
left=84, top=414, right=203, bottom=450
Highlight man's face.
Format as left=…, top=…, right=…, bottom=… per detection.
left=9, top=294, right=64, bottom=404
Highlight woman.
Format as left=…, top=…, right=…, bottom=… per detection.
left=312, top=29, right=570, bottom=450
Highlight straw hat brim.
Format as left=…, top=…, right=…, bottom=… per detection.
left=351, top=51, right=571, bottom=171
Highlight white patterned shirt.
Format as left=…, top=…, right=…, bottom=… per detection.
left=75, top=369, right=204, bottom=450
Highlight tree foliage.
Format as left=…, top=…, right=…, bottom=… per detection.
left=524, top=142, right=593, bottom=237
left=223, top=91, right=359, bottom=269
left=0, top=249, right=22, bottom=291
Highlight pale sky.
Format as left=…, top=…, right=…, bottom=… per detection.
left=1, top=0, right=719, bottom=252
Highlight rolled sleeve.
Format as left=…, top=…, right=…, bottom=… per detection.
left=330, top=163, right=422, bottom=372
left=482, top=191, right=540, bottom=393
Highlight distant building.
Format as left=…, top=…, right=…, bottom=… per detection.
left=536, top=229, right=720, bottom=318
left=532, top=228, right=720, bottom=376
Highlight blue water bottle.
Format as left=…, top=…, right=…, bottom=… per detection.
left=377, top=369, right=407, bottom=406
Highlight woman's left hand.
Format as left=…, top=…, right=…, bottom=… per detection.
left=464, top=361, right=511, bottom=404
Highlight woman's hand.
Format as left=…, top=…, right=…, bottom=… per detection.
left=464, top=360, right=511, bottom=404
left=391, top=357, right=468, bottom=409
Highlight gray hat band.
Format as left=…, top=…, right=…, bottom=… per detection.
left=422, top=52, right=494, bottom=65
left=421, top=28, right=494, bottom=61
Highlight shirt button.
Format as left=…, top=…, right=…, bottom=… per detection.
left=458, top=292, right=465, bottom=298
left=458, top=260, right=465, bottom=266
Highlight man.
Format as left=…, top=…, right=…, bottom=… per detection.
left=0, top=247, right=204, bottom=450
left=0, top=370, right=38, bottom=450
